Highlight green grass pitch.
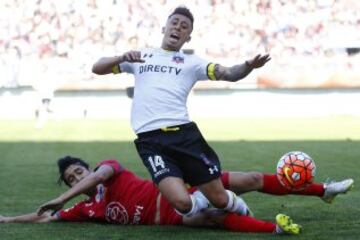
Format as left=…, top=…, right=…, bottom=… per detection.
left=0, top=116, right=359, bottom=240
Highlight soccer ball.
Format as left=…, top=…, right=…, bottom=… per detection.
left=276, top=151, right=316, bottom=191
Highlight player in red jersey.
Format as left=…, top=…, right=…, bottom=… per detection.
left=0, top=156, right=353, bottom=234
left=0, top=156, right=301, bottom=234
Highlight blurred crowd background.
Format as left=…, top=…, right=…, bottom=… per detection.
left=1, top=0, right=359, bottom=90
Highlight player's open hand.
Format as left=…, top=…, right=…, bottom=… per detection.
left=246, top=54, right=271, bottom=69
left=0, top=214, right=10, bottom=223
left=37, top=197, right=65, bottom=216
left=121, top=51, right=145, bottom=63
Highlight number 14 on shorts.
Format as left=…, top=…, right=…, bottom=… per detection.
left=148, top=155, right=165, bottom=173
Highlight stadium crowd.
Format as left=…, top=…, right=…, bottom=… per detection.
left=1, top=0, right=359, bottom=88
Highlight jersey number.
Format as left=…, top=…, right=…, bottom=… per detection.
left=148, top=155, right=165, bottom=173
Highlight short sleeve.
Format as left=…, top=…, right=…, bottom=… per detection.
left=56, top=202, right=87, bottom=222
left=192, top=55, right=217, bottom=81
left=115, top=48, right=146, bottom=74
left=118, top=62, right=134, bottom=74
left=95, top=159, right=123, bottom=174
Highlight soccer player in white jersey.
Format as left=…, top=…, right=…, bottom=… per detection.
left=92, top=7, right=271, bottom=218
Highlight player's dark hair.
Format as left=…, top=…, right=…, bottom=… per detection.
left=57, top=155, right=89, bottom=187
left=168, top=6, right=194, bottom=26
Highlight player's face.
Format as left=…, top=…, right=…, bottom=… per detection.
left=64, top=164, right=91, bottom=187
left=161, top=14, right=192, bottom=51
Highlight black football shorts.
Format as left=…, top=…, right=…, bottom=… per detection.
left=134, top=122, right=222, bottom=186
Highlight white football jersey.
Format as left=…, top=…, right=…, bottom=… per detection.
left=115, top=48, right=216, bottom=134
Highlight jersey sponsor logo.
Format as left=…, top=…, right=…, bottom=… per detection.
left=172, top=55, right=184, bottom=64
left=105, top=202, right=129, bottom=224
left=132, top=205, right=144, bottom=224
left=139, top=64, right=182, bottom=75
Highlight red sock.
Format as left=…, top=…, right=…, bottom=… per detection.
left=223, top=213, right=276, bottom=233
left=261, top=174, right=289, bottom=195
left=221, top=172, right=230, bottom=189
left=261, top=174, right=324, bottom=196
left=296, top=182, right=324, bottom=196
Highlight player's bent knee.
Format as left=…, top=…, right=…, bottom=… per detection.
left=171, top=197, right=193, bottom=213
left=208, top=193, right=228, bottom=209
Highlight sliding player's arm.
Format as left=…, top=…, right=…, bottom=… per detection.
left=0, top=212, right=58, bottom=223
left=215, top=54, right=271, bottom=82
left=92, top=51, right=145, bottom=75
left=37, top=165, right=114, bottom=216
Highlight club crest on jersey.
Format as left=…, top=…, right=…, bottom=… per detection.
left=105, top=202, right=129, bottom=224
left=172, top=55, right=184, bottom=64
left=95, top=184, right=105, bottom=203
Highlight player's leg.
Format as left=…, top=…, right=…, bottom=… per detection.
left=254, top=173, right=353, bottom=202
left=222, top=171, right=322, bottom=195
left=182, top=209, right=301, bottom=234
left=198, top=178, right=251, bottom=216
left=222, top=214, right=276, bottom=233
left=134, top=135, right=209, bottom=216
left=221, top=171, right=264, bottom=194
left=224, top=212, right=301, bottom=234
left=142, top=159, right=209, bottom=215
left=157, top=177, right=192, bottom=213
left=223, top=171, right=353, bottom=202
left=179, top=148, right=252, bottom=215
left=226, top=171, right=324, bottom=196
left=182, top=209, right=274, bottom=232
left=178, top=123, right=251, bottom=215
left=181, top=210, right=219, bottom=228
left=157, top=176, right=208, bottom=215
left=260, top=173, right=325, bottom=196
left=321, top=178, right=354, bottom=203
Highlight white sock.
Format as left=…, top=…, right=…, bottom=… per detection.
left=175, top=192, right=209, bottom=217
left=192, top=190, right=210, bottom=209
left=223, top=190, right=249, bottom=215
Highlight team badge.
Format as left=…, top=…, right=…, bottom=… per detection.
left=95, top=184, right=105, bottom=202
left=172, top=55, right=184, bottom=64
left=105, top=202, right=129, bottom=224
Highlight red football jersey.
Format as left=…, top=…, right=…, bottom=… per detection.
left=57, top=160, right=182, bottom=225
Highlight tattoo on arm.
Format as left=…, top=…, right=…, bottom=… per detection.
left=215, top=63, right=253, bottom=82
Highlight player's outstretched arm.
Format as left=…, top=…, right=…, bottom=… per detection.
left=92, top=51, right=145, bottom=75
left=215, top=54, right=271, bottom=82
left=0, top=212, right=57, bottom=223
left=37, top=165, right=115, bottom=216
